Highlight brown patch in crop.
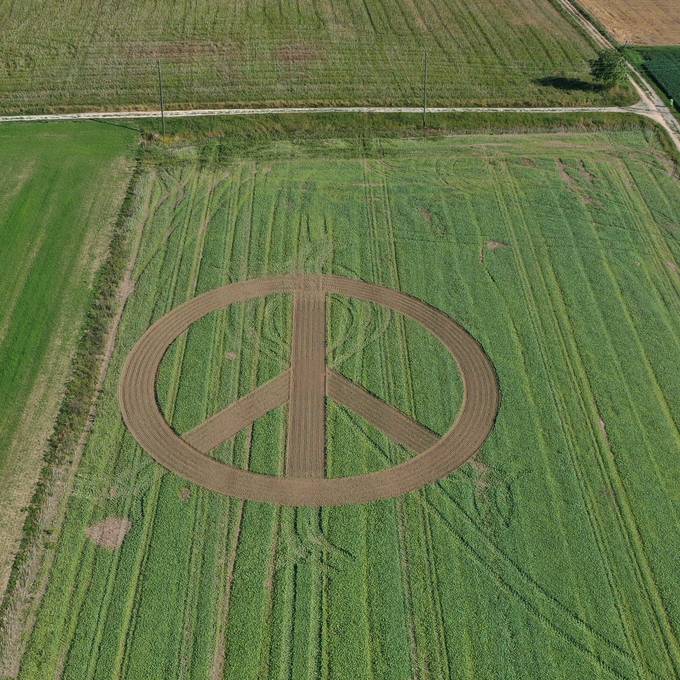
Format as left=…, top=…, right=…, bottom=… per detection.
left=480, top=240, right=510, bottom=264
left=576, top=0, right=680, bottom=45
left=420, top=207, right=433, bottom=223
left=469, top=457, right=491, bottom=496
left=666, top=260, right=679, bottom=274
left=521, top=158, right=536, bottom=167
left=124, top=41, right=222, bottom=60
left=226, top=351, right=237, bottom=361
left=579, top=161, right=595, bottom=184
left=276, top=45, right=320, bottom=65
left=86, top=517, right=131, bottom=550
left=488, top=240, right=510, bottom=252
left=179, top=487, right=192, bottom=502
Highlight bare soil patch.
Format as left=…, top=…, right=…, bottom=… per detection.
left=577, top=0, right=680, bottom=45
left=480, top=240, right=510, bottom=264
left=86, top=518, right=131, bottom=550
left=275, top=45, right=320, bottom=66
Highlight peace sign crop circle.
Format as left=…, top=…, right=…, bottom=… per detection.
left=119, top=274, right=499, bottom=506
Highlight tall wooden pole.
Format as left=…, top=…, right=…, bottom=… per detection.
left=422, top=47, right=428, bottom=131
left=157, top=59, right=166, bottom=136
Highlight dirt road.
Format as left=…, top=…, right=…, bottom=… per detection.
left=0, top=105, right=627, bottom=124
left=2, top=101, right=677, bottom=152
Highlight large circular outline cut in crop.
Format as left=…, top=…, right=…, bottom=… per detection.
left=119, top=274, right=499, bottom=506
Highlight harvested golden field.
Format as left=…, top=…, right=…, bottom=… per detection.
left=578, top=0, right=680, bottom=45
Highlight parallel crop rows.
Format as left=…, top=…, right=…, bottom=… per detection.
left=15, top=129, right=680, bottom=679
left=0, top=0, right=613, bottom=112
left=635, top=47, right=680, bottom=113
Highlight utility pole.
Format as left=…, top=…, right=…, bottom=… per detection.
left=422, top=47, right=428, bottom=131
left=157, top=59, right=166, bottom=136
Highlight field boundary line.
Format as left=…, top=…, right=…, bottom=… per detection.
left=1, top=101, right=676, bottom=154
left=0, top=105, right=632, bottom=124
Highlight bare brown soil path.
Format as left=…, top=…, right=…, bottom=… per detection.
left=326, top=369, right=438, bottom=454
left=119, top=274, right=499, bottom=506
left=184, top=371, right=290, bottom=453
left=286, top=276, right=326, bottom=478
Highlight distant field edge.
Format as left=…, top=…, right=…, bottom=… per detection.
left=570, top=0, right=680, bottom=47
left=0, top=152, right=144, bottom=676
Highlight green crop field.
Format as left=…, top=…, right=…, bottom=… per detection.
left=7, top=120, right=680, bottom=680
left=0, top=0, right=632, bottom=114
left=0, top=122, right=136, bottom=593
left=635, top=47, right=680, bottom=112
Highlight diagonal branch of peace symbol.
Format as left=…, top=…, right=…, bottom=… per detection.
left=119, top=274, right=499, bottom=506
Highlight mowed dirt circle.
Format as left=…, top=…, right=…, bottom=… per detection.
left=119, top=275, right=499, bottom=506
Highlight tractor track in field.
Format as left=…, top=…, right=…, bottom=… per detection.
left=119, top=274, right=499, bottom=506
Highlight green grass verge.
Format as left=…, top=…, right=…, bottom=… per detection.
left=9, top=122, right=680, bottom=679
left=0, top=137, right=140, bottom=670
left=136, top=110, right=652, bottom=144
left=0, top=122, right=136, bottom=593
left=0, top=0, right=633, bottom=113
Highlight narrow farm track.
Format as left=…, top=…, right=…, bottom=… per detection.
left=1, top=102, right=677, bottom=153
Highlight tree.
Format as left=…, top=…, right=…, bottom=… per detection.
left=590, top=49, right=628, bottom=88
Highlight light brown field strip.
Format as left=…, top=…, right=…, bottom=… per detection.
left=326, top=369, right=438, bottom=454
left=184, top=371, right=291, bottom=453
left=286, top=280, right=326, bottom=478
left=119, top=275, right=499, bottom=506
